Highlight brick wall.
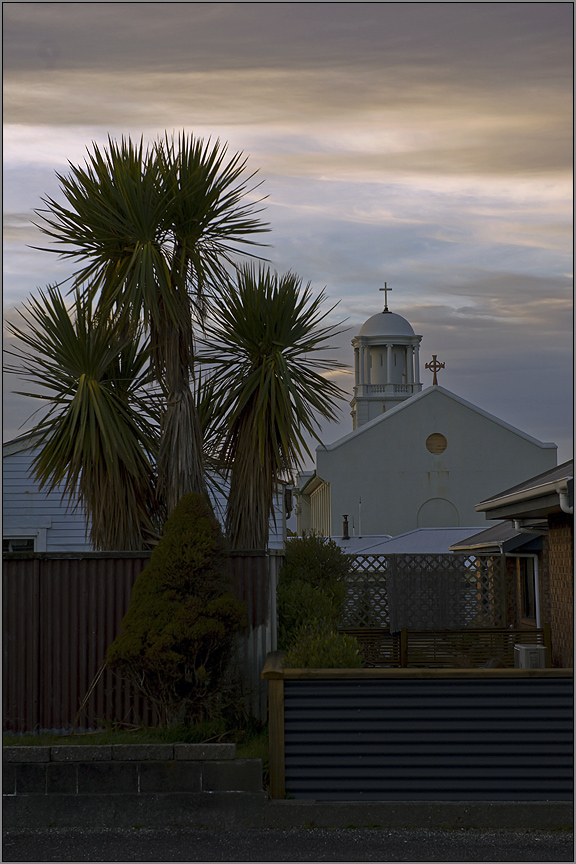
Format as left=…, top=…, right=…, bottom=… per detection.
left=547, top=513, right=574, bottom=667
left=538, top=536, right=551, bottom=630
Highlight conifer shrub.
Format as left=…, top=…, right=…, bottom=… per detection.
left=277, top=535, right=361, bottom=667
left=106, top=493, right=247, bottom=726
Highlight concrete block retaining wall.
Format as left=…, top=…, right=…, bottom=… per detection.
left=3, top=744, right=267, bottom=829
left=3, top=744, right=572, bottom=831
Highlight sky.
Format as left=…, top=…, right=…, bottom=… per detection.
left=3, top=2, right=573, bottom=467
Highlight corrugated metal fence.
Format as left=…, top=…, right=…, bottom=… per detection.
left=3, top=551, right=280, bottom=733
left=230, top=550, right=283, bottom=721
left=281, top=672, right=574, bottom=801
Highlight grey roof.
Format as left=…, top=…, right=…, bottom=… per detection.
left=449, top=522, right=542, bottom=553
left=330, top=535, right=392, bottom=553
left=350, top=527, right=480, bottom=555
left=477, top=459, right=573, bottom=507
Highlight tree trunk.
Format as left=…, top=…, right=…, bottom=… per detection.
left=159, top=382, right=207, bottom=515
left=226, top=418, right=273, bottom=550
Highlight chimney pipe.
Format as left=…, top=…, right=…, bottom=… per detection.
left=342, top=515, right=350, bottom=541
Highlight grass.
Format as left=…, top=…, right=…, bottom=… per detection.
left=3, top=720, right=267, bottom=750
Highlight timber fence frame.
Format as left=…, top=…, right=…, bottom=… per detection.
left=261, top=651, right=573, bottom=801
left=339, top=625, right=552, bottom=668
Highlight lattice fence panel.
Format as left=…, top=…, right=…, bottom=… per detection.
left=342, top=569, right=389, bottom=628
left=343, top=553, right=507, bottom=630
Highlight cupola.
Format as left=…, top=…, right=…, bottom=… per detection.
left=350, top=287, right=423, bottom=429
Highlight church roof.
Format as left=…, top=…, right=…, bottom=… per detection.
left=358, top=310, right=415, bottom=337
left=318, top=385, right=558, bottom=453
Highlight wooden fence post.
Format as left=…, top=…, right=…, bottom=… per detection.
left=261, top=651, right=285, bottom=799
left=400, top=628, right=408, bottom=667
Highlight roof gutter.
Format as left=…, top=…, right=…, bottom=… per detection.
left=555, top=482, right=574, bottom=515
left=513, top=519, right=548, bottom=536
left=476, top=477, right=573, bottom=514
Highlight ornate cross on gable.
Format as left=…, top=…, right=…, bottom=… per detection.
left=425, top=354, right=445, bottom=385
left=379, top=282, right=392, bottom=311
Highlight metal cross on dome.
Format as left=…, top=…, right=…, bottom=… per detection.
left=425, top=354, right=445, bottom=385
left=379, top=283, right=392, bottom=311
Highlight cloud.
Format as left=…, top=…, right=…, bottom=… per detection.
left=4, top=3, right=572, bottom=78
left=2, top=3, right=572, bottom=463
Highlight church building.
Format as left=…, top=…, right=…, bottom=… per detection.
left=295, top=291, right=557, bottom=538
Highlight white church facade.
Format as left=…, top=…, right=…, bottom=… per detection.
left=295, top=298, right=558, bottom=538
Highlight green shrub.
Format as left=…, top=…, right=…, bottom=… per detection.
left=284, top=625, right=362, bottom=669
left=279, top=534, right=352, bottom=598
left=106, top=493, right=247, bottom=726
left=277, top=578, right=340, bottom=650
left=277, top=535, right=361, bottom=667
left=277, top=536, right=352, bottom=648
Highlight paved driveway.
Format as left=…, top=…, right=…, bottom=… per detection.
left=3, top=826, right=574, bottom=861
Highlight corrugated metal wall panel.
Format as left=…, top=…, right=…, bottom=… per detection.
left=283, top=678, right=573, bottom=801
left=229, top=553, right=276, bottom=722
left=3, top=552, right=277, bottom=732
left=3, top=555, right=158, bottom=732
left=3, top=558, right=41, bottom=731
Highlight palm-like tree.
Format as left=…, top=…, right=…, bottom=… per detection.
left=199, top=265, right=348, bottom=550
left=5, top=286, right=162, bottom=550
left=34, top=133, right=268, bottom=514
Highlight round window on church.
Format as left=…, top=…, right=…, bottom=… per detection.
left=426, top=433, right=447, bottom=454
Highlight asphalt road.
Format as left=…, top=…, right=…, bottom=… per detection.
left=3, top=826, right=574, bottom=862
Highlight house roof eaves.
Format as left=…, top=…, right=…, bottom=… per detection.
left=297, top=472, right=327, bottom=496
left=475, top=463, right=574, bottom=515
left=3, top=432, right=43, bottom=457
left=449, top=521, right=542, bottom=553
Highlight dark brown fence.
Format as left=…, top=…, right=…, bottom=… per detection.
left=340, top=626, right=551, bottom=668
left=3, top=551, right=277, bottom=734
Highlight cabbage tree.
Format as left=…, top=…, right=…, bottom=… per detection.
left=34, top=133, right=268, bottom=514
left=199, top=265, right=347, bottom=549
left=5, top=286, right=162, bottom=550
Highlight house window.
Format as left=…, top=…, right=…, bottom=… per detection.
left=519, top=558, right=536, bottom=622
left=3, top=538, right=35, bottom=553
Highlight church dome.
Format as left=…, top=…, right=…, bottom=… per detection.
left=358, top=310, right=415, bottom=338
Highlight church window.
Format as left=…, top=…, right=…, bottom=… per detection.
left=426, top=433, right=447, bottom=454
